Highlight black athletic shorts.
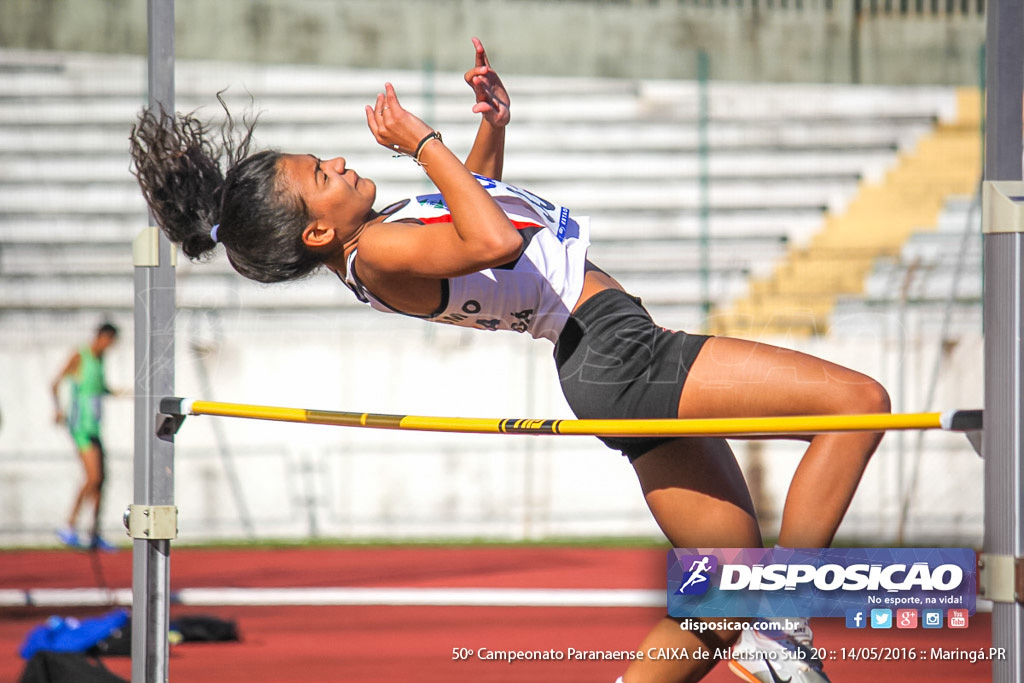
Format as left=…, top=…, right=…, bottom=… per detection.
left=553, top=289, right=711, bottom=461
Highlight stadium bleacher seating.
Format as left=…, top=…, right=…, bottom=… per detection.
left=0, top=48, right=975, bottom=334
left=714, top=89, right=982, bottom=336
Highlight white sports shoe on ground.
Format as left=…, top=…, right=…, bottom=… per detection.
left=728, top=624, right=830, bottom=683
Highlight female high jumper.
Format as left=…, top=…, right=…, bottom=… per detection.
left=129, top=38, right=889, bottom=683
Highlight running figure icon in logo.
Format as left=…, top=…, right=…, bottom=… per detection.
left=677, top=555, right=718, bottom=596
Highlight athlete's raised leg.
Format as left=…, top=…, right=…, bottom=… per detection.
left=68, top=441, right=104, bottom=531
left=622, top=437, right=761, bottom=682
left=677, top=336, right=890, bottom=548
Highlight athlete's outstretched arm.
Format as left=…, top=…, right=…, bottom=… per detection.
left=51, top=351, right=81, bottom=424
left=462, top=37, right=509, bottom=180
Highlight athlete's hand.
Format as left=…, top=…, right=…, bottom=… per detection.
left=464, top=38, right=510, bottom=128
left=365, top=83, right=435, bottom=156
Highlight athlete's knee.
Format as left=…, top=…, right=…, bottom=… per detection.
left=831, top=378, right=890, bottom=459
left=856, top=378, right=891, bottom=415
left=830, top=374, right=890, bottom=416
left=84, top=471, right=105, bottom=492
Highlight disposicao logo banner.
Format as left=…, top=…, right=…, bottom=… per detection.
left=667, top=548, right=976, bottom=618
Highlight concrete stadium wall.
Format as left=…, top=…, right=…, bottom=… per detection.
left=0, top=0, right=985, bottom=85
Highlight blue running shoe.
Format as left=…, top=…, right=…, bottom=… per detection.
left=89, top=534, right=118, bottom=553
left=56, top=527, right=81, bottom=548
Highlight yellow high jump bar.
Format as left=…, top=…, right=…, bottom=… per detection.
left=159, top=397, right=982, bottom=438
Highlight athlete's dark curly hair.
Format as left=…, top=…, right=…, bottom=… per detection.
left=129, top=99, right=322, bottom=283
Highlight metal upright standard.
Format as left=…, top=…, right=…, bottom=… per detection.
left=980, top=2, right=1024, bottom=681
left=131, top=2, right=177, bottom=683
left=983, top=182, right=1024, bottom=683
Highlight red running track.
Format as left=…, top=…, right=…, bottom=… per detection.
left=0, top=546, right=994, bottom=682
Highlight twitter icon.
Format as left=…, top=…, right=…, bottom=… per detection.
left=871, top=609, right=893, bottom=629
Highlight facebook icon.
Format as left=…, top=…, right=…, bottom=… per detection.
left=845, top=609, right=866, bottom=629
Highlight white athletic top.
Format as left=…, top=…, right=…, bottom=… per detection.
left=342, top=174, right=590, bottom=343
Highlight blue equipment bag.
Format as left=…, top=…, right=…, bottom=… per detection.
left=19, top=610, right=129, bottom=660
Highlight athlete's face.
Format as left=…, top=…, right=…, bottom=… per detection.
left=278, top=153, right=377, bottom=241
left=94, top=331, right=117, bottom=354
